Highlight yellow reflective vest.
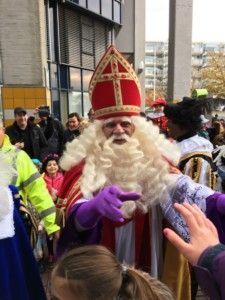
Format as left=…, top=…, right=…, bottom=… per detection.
left=1, top=135, right=59, bottom=235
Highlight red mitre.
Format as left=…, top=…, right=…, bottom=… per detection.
left=89, top=45, right=141, bottom=119
left=151, top=98, right=167, bottom=107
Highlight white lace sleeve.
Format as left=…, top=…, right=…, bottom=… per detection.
left=160, top=174, right=214, bottom=241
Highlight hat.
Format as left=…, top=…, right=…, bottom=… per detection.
left=151, top=98, right=167, bottom=107
left=32, top=158, right=41, bottom=165
left=164, top=97, right=203, bottom=131
left=89, top=45, right=141, bottom=119
left=200, top=114, right=209, bottom=124
left=14, top=107, right=27, bottom=116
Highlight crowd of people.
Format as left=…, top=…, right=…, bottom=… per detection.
left=1, top=45, right=225, bottom=300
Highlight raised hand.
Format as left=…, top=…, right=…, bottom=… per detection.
left=163, top=203, right=219, bottom=265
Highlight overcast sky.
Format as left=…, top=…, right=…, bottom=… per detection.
left=146, top=0, right=225, bottom=42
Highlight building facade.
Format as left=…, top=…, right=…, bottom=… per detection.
left=145, top=41, right=225, bottom=101
left=0, top=0, right=145, bottom=125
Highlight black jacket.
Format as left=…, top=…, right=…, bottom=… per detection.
left=63, top=128, right=81, bottom=144
left=5, top=122, right=47, bottom=160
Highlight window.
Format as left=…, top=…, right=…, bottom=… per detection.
left=49, top=5, right=56, bottom=61
left=50, top=64, right=58, bottom=89
left=79, top=0, right=86, bottom=7
left=83, top=92, right=92, bottom=117
left=69, top=91, right=82, bottom=114
left=58, top=6, right=111, bottom=69
left=88, top=0, right=100, bottom=14
left=145, top=56, right=154, bottom=64
left=113, top=0, right=121, bottom=23
left=52, top=89, right=60, bottom=119
left=60, top=91, right=68, bottom=125
left=102, top=0, right=112, bottom=19
left=60, top=65, right=69, bottom=90
left=145, top=67, right=154, bottom=76
left=145, top=78, right=154, bottom=87
left=70, top=68, right=81, bottom=91
left=82, top=70, right=93, bottom=91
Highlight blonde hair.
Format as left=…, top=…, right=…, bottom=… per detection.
left=53, top=245, right=173, bottom=300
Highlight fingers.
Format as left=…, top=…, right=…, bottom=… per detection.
left=105, top=205, right=124, bottom=223
left=108, top=185, right=123, bottom=195
left=105, top=192, right=122, bottom=208
left=174, top=203, right=219, bottom=241
left=173, top=203, right=199, bottom=233
left=204, top=217, right=219, bottom=238
left=107, top=185, right=141, bottom=201
left=184, top=203, right=206, bottom=227
left=118, top=191, right=141, bottom=201
left=163, top=228, right=190, bottom=254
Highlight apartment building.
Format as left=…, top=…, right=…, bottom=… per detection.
left=145, top=41, right=225, bottom=100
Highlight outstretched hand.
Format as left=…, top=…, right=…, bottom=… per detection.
left=75, top=185, right=141, bottom=229
left=163, top=203, right=219, bottom=265
left=95, top=185, right=141, bottom=222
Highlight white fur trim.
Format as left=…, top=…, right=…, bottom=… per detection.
left=0, top=187, right=15, bottom=240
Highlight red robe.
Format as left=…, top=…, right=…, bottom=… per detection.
left=57, top=161, right=151, bottom=270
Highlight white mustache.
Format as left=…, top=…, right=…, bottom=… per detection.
left=112, top=133, right=129, bottom=141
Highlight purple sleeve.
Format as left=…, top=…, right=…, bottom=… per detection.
left=194, top=244, right=225, bottom=300
left=57, top=203, right=102, bottom=257
left=213, top=251, right=225, bottom=300
left=206, top=193, right=225, bottom=244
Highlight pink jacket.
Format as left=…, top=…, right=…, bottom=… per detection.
left=43, top=172, right=64, bottom=196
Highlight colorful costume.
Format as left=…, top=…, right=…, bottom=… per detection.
left=0, top=185, right=46, bottom=300
left=57, top=46, right=225, bottom=300
left=147, top=98, right=168, bottom=133
left=164, top=98, right=219, bottom=298
left=178, top=134, right=216, bottom=189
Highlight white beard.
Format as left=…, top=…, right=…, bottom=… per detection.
left=60, top=116, right=180, bottom=213
left=81, top=134, right=172, bottom=211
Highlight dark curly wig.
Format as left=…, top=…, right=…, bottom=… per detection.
left=41, top=153, right=59, bottom=174
left=164, top=97, right=204, bottom=132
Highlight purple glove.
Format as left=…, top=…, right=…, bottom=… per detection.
left=76, top=185, right=141, bottom=229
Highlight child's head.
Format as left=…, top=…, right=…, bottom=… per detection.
left=41, top=154, right=59, bottom=176
left=51, top=245, right=173, bottom=300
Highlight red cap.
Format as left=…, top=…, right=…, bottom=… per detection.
left=89, top=45, right=141, bottom=120
left=151, top=98, right=167, bottom=107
